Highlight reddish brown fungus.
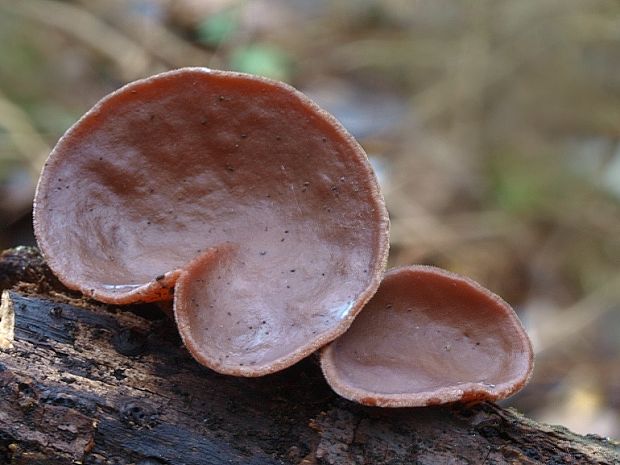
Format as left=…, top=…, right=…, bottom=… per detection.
left=321, top=266, right=533, bottom=407
left=33, top=68, right=389, bottom=376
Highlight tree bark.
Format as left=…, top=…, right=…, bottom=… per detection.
left=0, top=247, right=618, bottom=465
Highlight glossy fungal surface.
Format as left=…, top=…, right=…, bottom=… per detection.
left=321, top=266, right=533, bottom=407
left=34, top=68, right=389, bottom=375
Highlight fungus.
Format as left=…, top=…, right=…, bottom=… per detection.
left=33, top=68, right=389, bottom=376
left=321, top=266, right=533, bottom=407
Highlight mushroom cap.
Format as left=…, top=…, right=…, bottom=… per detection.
left=321, top=266, right=534, bottom=407
left=34, top=68, right=389, bottom=375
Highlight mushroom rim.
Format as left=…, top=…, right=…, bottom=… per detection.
left=320, top=265, right=535, bottom=407
left=319, top=379, right=532, bottom=408
left=32, top=67, right=390, bottom=307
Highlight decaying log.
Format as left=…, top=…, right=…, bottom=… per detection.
left=0, top=247, right=618, bottom=465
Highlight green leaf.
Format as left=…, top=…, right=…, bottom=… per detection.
left=196, top=8, right=239, bottom=46
left=230, top=44, right=292, bottom=81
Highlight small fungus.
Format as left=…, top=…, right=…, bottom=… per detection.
left=320, top=266, right=534, bottom=407
left=33, top=68, right=389, bottom=376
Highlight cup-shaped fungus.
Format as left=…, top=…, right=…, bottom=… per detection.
left=33, top=68, right=389, bottom=376
left=321, top=266, right=533, bottom=407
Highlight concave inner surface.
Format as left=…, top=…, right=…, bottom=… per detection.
left=34, top=69, right=388, bottom=370
left=325, top=267, right=531, bottom=397
left=175, top=245, right=371, bottom=374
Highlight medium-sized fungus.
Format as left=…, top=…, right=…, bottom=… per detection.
left=321, top=266, right=534, bottom=407
left=33, top=68, right=389, bottom=376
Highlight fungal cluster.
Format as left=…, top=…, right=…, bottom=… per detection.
left=33, top=68, right=533, bottom=407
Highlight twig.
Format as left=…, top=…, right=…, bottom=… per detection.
left=0, top=88, right=50, bottom=178
left=74, top=0, right=214, bottom=69
left=0, top=0, right=159, bottom=81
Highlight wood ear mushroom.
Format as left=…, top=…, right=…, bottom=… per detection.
left=33, top=68, right=389, bottom=376
left=321, top=266, right=534, bottom=407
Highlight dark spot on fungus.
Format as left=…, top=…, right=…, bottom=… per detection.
left=425, top=397, right=443, bottom=406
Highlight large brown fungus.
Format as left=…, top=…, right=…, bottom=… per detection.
left=34, top=68, right=389, bottom=376
left=321, top=266, right=534, bottom=407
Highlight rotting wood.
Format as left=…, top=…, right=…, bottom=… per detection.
left=0, top=247, right=618, bottom=465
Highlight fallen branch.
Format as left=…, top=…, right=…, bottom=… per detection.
left=0, top=247, right=618, bottom=464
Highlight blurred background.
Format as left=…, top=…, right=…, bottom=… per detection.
left=0, top=0, right=619, bottom=438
